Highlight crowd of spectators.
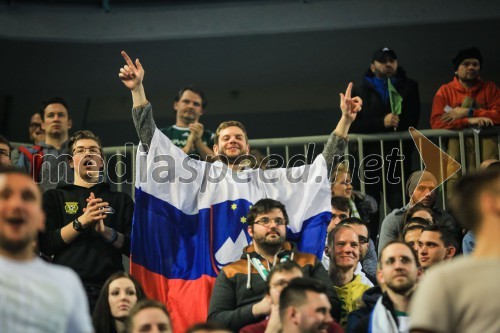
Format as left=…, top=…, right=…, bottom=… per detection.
left=0, top=45, right=498, bottom=333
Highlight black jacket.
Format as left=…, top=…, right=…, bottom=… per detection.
left=350, top=67, right=421, bottom=134
left=346, top=285, right=382, bottom=333
left=39, top=182, right=133, bottom=285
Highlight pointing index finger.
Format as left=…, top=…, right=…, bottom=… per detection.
left=344, top=82, right=353, bottom=100
left=121, top=51, right=135, bottom=69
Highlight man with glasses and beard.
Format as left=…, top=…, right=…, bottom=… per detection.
left=207, top=199, right=339, bottom=332
left=352, top=241, right=421, bottom=333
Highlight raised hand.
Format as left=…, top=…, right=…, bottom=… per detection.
left=118, top=51, right=144, bottom=91
left=340, top=82, right=362, bottom=122
left=79, top=192, right=108, bottom=229
left=189, top=121, right=204, bottom=141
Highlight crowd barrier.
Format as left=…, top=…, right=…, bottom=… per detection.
left=12, top=127, right=500, bottom=217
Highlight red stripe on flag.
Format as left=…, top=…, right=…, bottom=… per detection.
left=130, top=261, right=216, bottom=333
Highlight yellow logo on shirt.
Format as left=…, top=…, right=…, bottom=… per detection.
left=64, top=202, right=79, bottom=214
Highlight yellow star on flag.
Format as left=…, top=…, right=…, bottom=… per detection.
left=231, top=203, right=237, bottom=210
left=240, top=217, right=247, bottom=224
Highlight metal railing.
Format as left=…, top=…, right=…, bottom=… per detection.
left=11, top=127, right=500, bottom=216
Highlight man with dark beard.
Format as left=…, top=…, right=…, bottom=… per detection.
left=350, top=47, right=421, bottom=211
left=352, top=241, right=421, bottom=333
left=207, top=199, right=339, bottom=332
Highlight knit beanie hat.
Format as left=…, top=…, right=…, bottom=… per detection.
left=406, top=171, right=437, bottom=197
left=452, top=47, right=483, bottom=70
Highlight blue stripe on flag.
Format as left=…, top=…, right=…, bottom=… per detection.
left=287, top=211, right=330, bottom=258
left=131, top=188, right=253, bottom=280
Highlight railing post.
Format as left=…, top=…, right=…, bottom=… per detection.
left=459, top=132, right=466, bottom=174
left=357, top=137, right=365, bottom=194
left=400, top=138, right=406, bottom=207
left=474, top=131, right=481, bottom=169
left=380, top=140, right=387, bottom=217
left=116, top=150, right=122, bottom=193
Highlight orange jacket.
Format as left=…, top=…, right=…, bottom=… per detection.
left=430, top=77, right=500, bottom=129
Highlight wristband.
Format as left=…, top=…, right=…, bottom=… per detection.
left=467, top=108, right=474, bottom=118
left=73, top=219, right=84, bottom=232
left=105, top=228, right=118, bottom=244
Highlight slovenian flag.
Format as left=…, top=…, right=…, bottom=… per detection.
left=130, top=129, right=332, bottom=333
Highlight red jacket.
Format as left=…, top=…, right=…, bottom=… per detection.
left=430, top=77, right=500, bottom=129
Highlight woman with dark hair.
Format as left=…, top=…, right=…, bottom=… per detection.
left=92, top=272, right=147, bottom=333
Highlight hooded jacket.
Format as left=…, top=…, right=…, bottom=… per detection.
left=431, top=76, right=499, bottom=129
left=207, top=241, right=340, bottom=331
left=39, top=182, right=133, bottom=286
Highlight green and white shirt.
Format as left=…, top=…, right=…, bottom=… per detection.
left=160, top=125, right=214, bottom=159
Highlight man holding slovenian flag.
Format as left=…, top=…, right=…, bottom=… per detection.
left=118, top=51, right=362, bottom=333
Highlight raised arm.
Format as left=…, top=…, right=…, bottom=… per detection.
left=323, top=83, right=362, bottom=169
left=334, top=82, right=362, bottom=138
left=118, top=51, right=156, bottom=146
left=119, top=51, right=147, bottom=107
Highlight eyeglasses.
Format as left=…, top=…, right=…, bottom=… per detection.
left=254, top=218, right=287, bottom=227
left=358, top=236, right=369, bottom=244
left=331, top=213, right=348, bottom=220
left=29, top=122, right=42, bottom=129
left=73, top=146, right=101, bottom=155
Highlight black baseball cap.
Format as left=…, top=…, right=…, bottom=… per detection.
left=372, top=47, right=398, bottom=62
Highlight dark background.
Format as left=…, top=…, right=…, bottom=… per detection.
left=1, top=0, right=499, bottom=146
